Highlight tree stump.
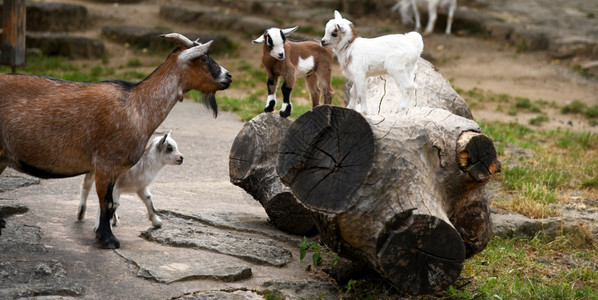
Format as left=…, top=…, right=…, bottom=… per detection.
left=277, top=105, right=499, bottom=295
left=229, top=113, right=316, bottom=236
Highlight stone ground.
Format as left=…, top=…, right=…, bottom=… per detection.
left=1, top=0, right=598, bottom=299
left=0, top=102, right=339, bottom=299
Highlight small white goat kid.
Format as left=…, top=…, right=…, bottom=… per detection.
left=321, top=10, right=423, bottom=115
left=77, top=132, right=183, bottom=229
left=393, top=0, right=457, bottom=35
left=253, top=26, right=334, bottom=118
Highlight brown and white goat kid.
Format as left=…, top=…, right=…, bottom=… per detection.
left=0, top=33, right=231, bottom=248
left=78, top=131, right=183, bottom=229
left=253, top=26, right=334, bottom=118
left=321, top=11, right=423, bottom=115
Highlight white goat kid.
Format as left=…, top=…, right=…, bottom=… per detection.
left=78, top=132, right=183, bottom=229
left=393, top=0, right=457, bottom=35
left=253, top=26, right=334, bottom=118
left=321, top=10, right=423, bottom=115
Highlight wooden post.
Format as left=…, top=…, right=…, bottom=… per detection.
left=1, top=0, right=26, bottom=73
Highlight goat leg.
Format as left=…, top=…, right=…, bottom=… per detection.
left=264, top=77, right=278, bottom=113
left=95, top=175, right=120, bottom=249
left=280, top=83, right=293, bottom=118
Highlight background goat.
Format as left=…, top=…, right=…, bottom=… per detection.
left=253, top=26, right=334, bottom=118
left=0, top=33, right=231, bottom=248
left=393, top=0, right=457, bottom=35
left=78, top=131, right=184, bottom=229
left=321, top=11, right=423, bottom=115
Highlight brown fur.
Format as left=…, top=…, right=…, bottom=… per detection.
left=0, top=42, right=229, bottom=247
left=261, top=40, right=334, bottom=107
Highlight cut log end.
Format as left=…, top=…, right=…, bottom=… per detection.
left=265, top=192, right=318, bottom=236
left=277, top=105, right=375, bottom=213
left=377, top=215, right=465, bottom=295
left=457, top=132, right=501, bottom=182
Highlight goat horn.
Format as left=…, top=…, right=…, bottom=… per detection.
left=178, top=40, right=213, bottom=62
left=160, top=33, right=195, bottom=48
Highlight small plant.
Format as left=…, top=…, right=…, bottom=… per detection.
left=529, top=114, right=549, bottom=126
left=562, top=99, right=587, bottom=114
left=299, top=236, right=323, bottom=267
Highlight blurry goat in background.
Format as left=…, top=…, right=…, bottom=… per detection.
left=393, top=0, right=457, bottom=35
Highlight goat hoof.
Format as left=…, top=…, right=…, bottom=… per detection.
left=280, top=110, right=291, bottom=118
left=264, top=100, right=276, bottom=113
left=77, top=205, right=86, bottom=221
left=97, top=233, right=120, bottom=249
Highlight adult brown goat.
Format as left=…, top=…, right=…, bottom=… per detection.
left=0, top=33, right=232, bottom=248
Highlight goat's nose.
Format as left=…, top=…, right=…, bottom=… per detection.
left=278, top=53, right=284, bottom=59
left=226, top=72, right=232, bottom=80
left=177, top=156, right=184, bottom=164
left=321, top=40, right=326, bottom=46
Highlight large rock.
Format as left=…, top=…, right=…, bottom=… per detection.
left=26, top=3, right=89, bottom=32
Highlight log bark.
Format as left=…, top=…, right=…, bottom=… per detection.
left=229, top=113, right=316, bottom=236
left=277, top=105, right=499, bottom=295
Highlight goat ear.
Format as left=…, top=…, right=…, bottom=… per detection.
left=252, top=34, right=266, bottom=44
left=160, top=33, right=195, bottom=48
left=335, top=24, right=344, bottom=33
left=178, top=40, right=213, bottom=62
left=334, top=10, right=343, bottom=20
left=281, top=26, right=299, bottom=36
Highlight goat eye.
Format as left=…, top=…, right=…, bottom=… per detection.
left=166, top=145, right=173, bottom=152
left=331, top=32, right=338, bottom=37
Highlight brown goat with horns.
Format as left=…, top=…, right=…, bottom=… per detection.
left=0, top=33, right=232, bottom=248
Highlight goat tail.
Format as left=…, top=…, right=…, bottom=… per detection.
left=202, top=92, right=218, bottom=118
left=393, top=0, right=414, bottom=25
left=405, top=31, right=424, bottom=54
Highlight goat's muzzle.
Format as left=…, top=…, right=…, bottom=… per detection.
left=176, top=156, right=184, bottom=165
left=218, top=69, right=232, bottom=90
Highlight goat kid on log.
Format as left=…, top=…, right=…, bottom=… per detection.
left=0, top=33, right=232, bottom=248
left=321, top=11, right=423, bottom=115
left=253, top=26, right=334, bottom=118
left=78, top=131, right=183, bottom=230
left=393, top=0, right=457, bottom=36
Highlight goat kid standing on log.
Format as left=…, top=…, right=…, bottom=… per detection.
left=0, top=33, right=232, bottom=248
left=253, top=26, right=334, bottom=118
left=321, top=11, right=423, bottom=115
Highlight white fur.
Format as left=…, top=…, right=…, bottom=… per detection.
left=78, top=132, right=183, bottom=229
left=392, top=0, right=457, bottom=35
left=321, top=10, right=423, bottom=114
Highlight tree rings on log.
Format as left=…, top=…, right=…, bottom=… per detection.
left=277, top=106, right=374, bottom=213
left=457, top=131, right=501, bottom=182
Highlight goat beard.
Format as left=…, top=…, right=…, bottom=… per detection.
left=201, top=92, right=218, bottom=118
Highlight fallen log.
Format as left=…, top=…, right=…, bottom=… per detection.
left=229, top=113, right=316, bottom=236
left=277, top=105, right=499, bottom=295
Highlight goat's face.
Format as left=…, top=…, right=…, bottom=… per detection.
left=154, top=132, right=184, bottom=166
left=252, top=27, right=299, bottom=60
left=321, top=10, right=354, bottom=49
left=176, top=41, right=232, bottom=93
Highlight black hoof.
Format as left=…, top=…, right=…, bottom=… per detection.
left=264, top=101, right=275, bottom=113
left=96, top=232, right=120, bottom=249
left=280, top=109, right=291, bottom=118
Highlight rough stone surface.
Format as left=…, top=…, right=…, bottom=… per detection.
left=0, top=176, right=39, bottom=192
left=101, top=25, right=235, bottom=54
left=176, top=290, right=265, bottom=300
left=116, top=248, right=252, bottom=283
left=261, top=280, right=340, bottom=300
left=491, top=211, right=596, bottom=241
left=26, top=32, right=105, bottom=59
left=141, top=211, right=293, bottom=267
left=0, top=2, right=89, bottom=32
